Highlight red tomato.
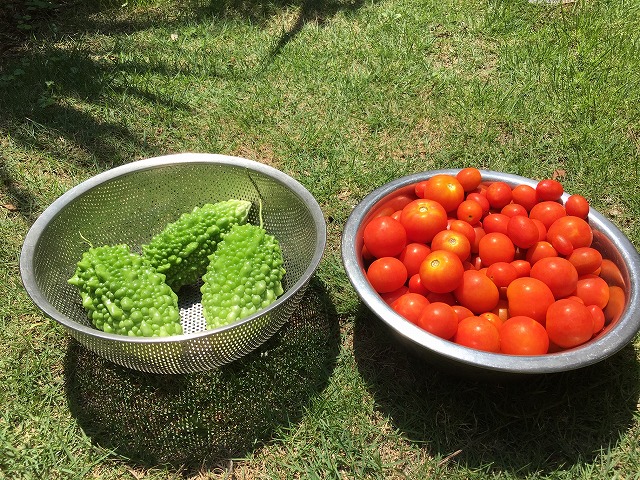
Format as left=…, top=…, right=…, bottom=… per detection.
left=400, top=199, right=449, bottom=244
left=531, top=218, right=547, bottom=241
left=525, top=241, right=558, bottom=265
left=511, top=184, right=538, bottom=212
left=478, top=232, right=516, bottom=266
left=466, top=192, right=490, bottom=216
left=547, top=216, right=593, bottom=250
left=417, top=302, right=459, bottom=339
left=453, top=270, right=500, bottom=314
left=380, top=286, right=409, bottom=305
left=545, top=299, right=594, bottom=349
left=373, top=194, right=416, bottom=218
left=598, top=259, right=626, bottom=288
left=485, top=262, right=518, bottom=289
left=453, top=316, right=501, bottom=352
left=452, top=304, right=474, bottom=322
left=448, top=219, right=476, bottom=245
left=419, top=250, right=465, bottom=293
left=456, top=168, right=482, bottom=192
left=566, top=247, right=602, bottom=276
left=506, top=215, right=539, bottom=249
left=431, top=230, right=471, bottom=262
left=530, top=257, right=579, bottom=299
left=363, top=216, right=407, bottom=258
left=564, top=194, right=590, bottom=219
left=501, top=203, right=528, bottom=218
left=479, top=311, right=504, bottom=331
left=603, top=286, right=625, bottom=324
left=549, top=233, right=574, bottom=256
left=471, top=226, right=486, bottom=254
left=511, top=260, right=532, bottom=278
left=482, top=213, right=510, bottom=235
left=367, top=257, right=408, bottom=293
left=506, top=277, right=555, bottom=325
left=485, top=181, right=513, bottom=210
left=456, top=199, right=484, bottom=225
left=391, top=293, right=430, bottom=325
left=588, top=305, right=606, bottom=335
left=500, top=316, right=549, bottom=355
left=417, top=174, right=465, bottom=212
left=574, top=275, right=610, bottom=309
left=398, top=243, right=431, bottom=277
left=408, top=273, right=430, bottom=296
left=529, top=201, right=567, bottom=230
left=536, top=178, right=564, bottom=202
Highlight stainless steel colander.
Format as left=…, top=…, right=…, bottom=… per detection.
left=20, top=153, right=327, bottom=374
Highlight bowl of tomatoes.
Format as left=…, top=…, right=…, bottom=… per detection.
left=341, top=169, right=640, bottom=378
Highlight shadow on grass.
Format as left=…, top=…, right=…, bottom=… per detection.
left=353, top=304, right=640, bottom=475
left=64, top=278, right=340, bottom=471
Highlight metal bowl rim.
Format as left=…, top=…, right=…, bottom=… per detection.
left=342, top=169, right=640, bottom=374
left=20, top=152, right=327, bottom=344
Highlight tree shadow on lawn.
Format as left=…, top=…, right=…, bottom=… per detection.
left=353, top=305, right=640, bottom=475
left=64, top=278, right=340, bottom=471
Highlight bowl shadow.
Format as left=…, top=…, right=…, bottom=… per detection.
left=64, top=277, right=339, bottom=471
left=353, top=304, right=640, bottom=475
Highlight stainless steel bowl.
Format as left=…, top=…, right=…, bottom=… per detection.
left=21, top=153, right=326, bottom=374
left=342, top=169, right=640, bottom=377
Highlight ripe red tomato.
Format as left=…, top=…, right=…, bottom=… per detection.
left=417, top=174, right=465, bottom=212
left=506, top=215, right=539, bottom=249
left=501, top=203, right=528, bottom=218
left=479, top=311, right=504, bottom=330
left=506, top=277, right=555, bottom=325
left=604, top=286, right=625, bottom=324
left=417, top=302, right=459, bottom=339
left=564, top=194, right=590, bottom=219
left=466, top=192, right=490, bottom=216
left=471, top=226, right=486, bottom=254
left=363, top=216, right=407, bottom=258
left=546, top=216, right=593, bottom=250
left=380, top=286, right=409, bottom=305
left=456, top=199, right=484, bottom=225
left=511, top=260, right=532, bottom=278
left=530, top=257, right=579, bottom=299
left=511, top=184, right=538, bottom=212
left=453, top=316, right=501, bottom=352
left=392, top=293, right=430, bottom=325
left=500, top=316, right=549, bottom=355
left=566, top=247, right=602, bottom=276
left=452, top=304, right=474, bottom=322
left=448, top=219, right=476, bottom=245
left=574, top=275, right=610, bottom=309
left=453, top=270, right=500, bottom=314
left=485, top=261, right=518, bottom=289
left=525, top=241, right=558, bottom=265
left=431, top=230, right=471, bottom=262
left=419, top=250, right=465, bottom=293
left=545, top=299, right=594, bottom=348
left=478, top=232, right=516, bottom=266
left=408, top=273, right=429, bottom=296
left=400, top=199, right=448, bottom=244
left=398, top=243, right=431, bottom=277
left=367, top=257, right=408, bottom=293
left=588, top=304, right=605, bottom=335
left=373, top=194, right=416, bottom=218
left=529, top=201, right=567, bottom=230
left=456, top=167, right=482, bottom=192
left=482, top=213, right=510, bottom=235
left=536, top=178, right=564, bottom=202
left=485, top=181, right=513, bottom=210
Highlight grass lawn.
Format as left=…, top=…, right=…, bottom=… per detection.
left=1, top=0, right=640, bottom=478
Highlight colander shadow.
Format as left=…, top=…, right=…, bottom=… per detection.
left=64, top=278, right=339, bottom=470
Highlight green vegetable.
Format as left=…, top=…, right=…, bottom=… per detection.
left=68, top=244, right=182, bottom=337
left=142, top=199, right=252, bottom=291
left=200, top=223, right=286, bottom=329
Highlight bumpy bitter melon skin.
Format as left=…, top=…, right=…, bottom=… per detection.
left=200, top=223, right=286, bottom=329
left=68, top=244, right=183, bottom=337
left=141, top=199, right=252, bottom=291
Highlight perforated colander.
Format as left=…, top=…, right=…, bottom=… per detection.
left=20, top=153, right=327, bottom=374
